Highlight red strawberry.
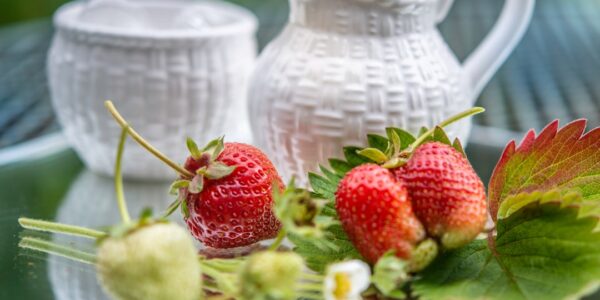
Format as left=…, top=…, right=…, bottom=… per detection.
left=394, top=142, right=487, bottom=249
left=335, top=164, right=425, bottom=264
left=182, top=142, right=283, bottom=249
left=103, top=102, right=284, bottom=249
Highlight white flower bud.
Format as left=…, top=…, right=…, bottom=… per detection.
left=324, top=260, right=371, bottom=300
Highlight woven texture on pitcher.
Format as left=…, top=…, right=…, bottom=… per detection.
left=249, top=26, right=471, bottom=185
left=290, top=0, right=438, bottom=36
left=48, top=31, right=255, bottom=180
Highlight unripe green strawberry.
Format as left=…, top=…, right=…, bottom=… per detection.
left=239, top=251, right=304, bottom=300
left=96, top=223, right=202, bottom=300
left=335, top=164, right=426, bottom=264
left=394, top=142, right=487, bottom=249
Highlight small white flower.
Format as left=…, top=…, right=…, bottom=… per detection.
left=323, top=260, right=371, bottom=300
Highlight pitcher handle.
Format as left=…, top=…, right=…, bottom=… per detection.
left=435, top=0, right=455, bottom=23
left=462, top=0, right=535, bottom=101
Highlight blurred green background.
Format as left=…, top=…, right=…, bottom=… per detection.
left=0, top=0, right=276, bottom=25
left=0, top=0, right=69, bottom=25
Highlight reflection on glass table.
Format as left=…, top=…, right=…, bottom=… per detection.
left=48, top=170, right=177, bottom=300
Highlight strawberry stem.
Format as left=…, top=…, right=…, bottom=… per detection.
left=268, top=229, right=287, bottom=251
left=115, top=127, right=132, bottom=224
left=19, top=236, right=97, bottom=265
left=18, top=218, right=106, bottom=239
left=294, top=292, right=322, bottom=300
left=104, top=101, right=195, bottom=178
left=296, top=276, right=325, bottom=300
left=301, top=272, right=325, bottom=281
left=197, top=261, right=239, bottom=297
left=205, top=295, right=233, bottom=300
left=408, top=107, right=485, bottom=152
left=297, top=282, right=323, bottom=291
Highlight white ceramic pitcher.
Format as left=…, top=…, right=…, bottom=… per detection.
left=248, top=0, right=535, bottom=183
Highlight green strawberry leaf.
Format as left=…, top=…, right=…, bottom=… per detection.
left=289, top=224, right=363, bottom=273
left=328, top=159, right=353, bottom=176
left=452, top=138, right=466, bottom=157
left=320, top=202, right=338, bottom=218
left=413, top=191, right=600, bottom=300
left=169, top=180, right=190, bottom=195
left=343, top=146, right=374, bottom=166
left=201, top=136, right=226, bottom=159
left=319, top=165, right=342, bottom=185
left=308, top=173, right=336, bottom=201
left=186, top=137, right=202, bottom=159
left=357, top=148, right=389, bottom=164
left=489, top=120, right=600, bottom=221
left=386, top=128, right=416, bottom=151
left=188, top=175, right=204, bottom=194
left=433, top=127, right=452, bottom=146
left=372, top=252, right=409, bottom=298
left=368, top=134, right=391, bottom=152
left=205, top=162, right=236, bottom=180
left=181, top=200, right=190, bottom=219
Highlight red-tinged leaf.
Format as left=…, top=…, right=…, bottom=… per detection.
left=489, top=119, right=600, bottom=221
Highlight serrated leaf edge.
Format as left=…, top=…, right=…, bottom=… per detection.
left=489, top=119, right=600, bottom=221
left=497, top=190, right=600, bottom=232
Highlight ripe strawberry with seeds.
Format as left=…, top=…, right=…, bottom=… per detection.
left=179, top=139, right=284, bottom=249
left=394, top=142, right=487, bottom=249
left=104, top=101, right=284, bottom=249
left=335, top=163, right=426, bottom=264
left=350, top=108, right=487, bottom=250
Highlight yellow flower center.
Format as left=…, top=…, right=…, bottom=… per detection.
left=333, top=273, right=352, bottom=299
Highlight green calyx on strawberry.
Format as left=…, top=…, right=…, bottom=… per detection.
left=273, top=178, right=336, bottom=243
left=357, top=126, right=467, bottom=170
left=372, top=241, right=439, bottom=298
left=356, top=107, right=486, bottom=171
left=186, top=136, right=238, bottom=182
left=166, top=136, right=237, bottom=218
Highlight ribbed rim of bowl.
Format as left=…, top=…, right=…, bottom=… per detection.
left=53, top=0, right=258, bottom=41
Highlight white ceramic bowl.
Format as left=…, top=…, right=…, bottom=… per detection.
left=48, top=0, right=257, bottom=180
